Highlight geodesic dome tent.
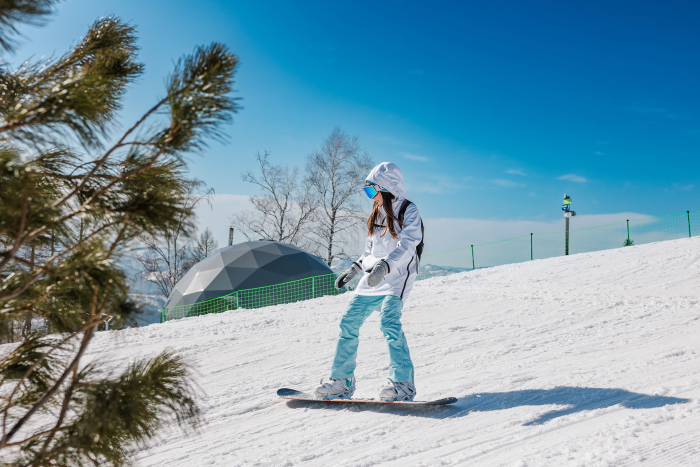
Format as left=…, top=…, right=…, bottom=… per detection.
left=161, top=240, right=340, bottom=321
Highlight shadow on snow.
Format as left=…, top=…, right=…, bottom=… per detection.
left=285, top=386, right=690, bottom=425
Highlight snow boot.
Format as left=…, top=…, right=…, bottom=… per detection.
left=314, top=377, right=356, bottom=399
left=378, top=380, right=416, bottom=401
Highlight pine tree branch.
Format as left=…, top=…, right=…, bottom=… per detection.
left=38, top=366, right=78, bottom=457
left=0, top=118, right=38, bottom=135
left=51, top=96, right=170, bottom=210
left=106, top=221, right=129, bottom=258
left=3, top=428, right=56, bottom=448
left=74, top=119, right=185, bottom=217
left=0, top=321, right=95, bottom=443
left=1, top=308, right=98, bottom=447
left=0, top=220, right=122, bottom=303
left=0, top=188, right=29, bottom=275
left=0, top=0, right=58, bottom=53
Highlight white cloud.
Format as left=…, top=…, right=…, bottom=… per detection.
left=558, top=174, right=589, bottom=183
left=493, top=179, right=526, bottom=188
left=625, top=105, right=678, bottom=119
left=505, top=169, right=526, bottom=176
left=408, top=174, right=470, bottom=193
left=378, top=136, right=403, bottom=145
left=400, top=152, right=431, bottom=162
left=673, top=183, right=695, bottom=192
left=194, top=194, right=253, bottom=247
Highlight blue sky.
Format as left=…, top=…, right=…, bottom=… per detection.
left=10, top=0, right=700, bottom=252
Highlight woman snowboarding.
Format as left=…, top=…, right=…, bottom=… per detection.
left=315, top=162, right=424, bottom=401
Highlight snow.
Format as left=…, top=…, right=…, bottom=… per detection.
left=24, top=238, right=700, bottom=464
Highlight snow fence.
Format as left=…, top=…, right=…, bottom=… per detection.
left=161, top=273, right=342, bottom=322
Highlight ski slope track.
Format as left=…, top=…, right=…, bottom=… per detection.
left=18, top=238, right=700, bottom=465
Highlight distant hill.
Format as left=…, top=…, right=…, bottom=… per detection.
left=129, top=294, right=165, bottom=326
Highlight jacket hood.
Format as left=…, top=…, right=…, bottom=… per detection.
left=366, top=162, right=407, bottom=200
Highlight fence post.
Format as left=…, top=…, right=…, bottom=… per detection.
left=688, top=211, right=692, bottom=238
left=312, top=276, right=315, bottom=299
left=471, top=245, right=475, bottom=270
left=627, top=220, right=630, bottom=245
left=161, top=307, right=164, bottom=323
left=530, top=233, right=533, bottom=260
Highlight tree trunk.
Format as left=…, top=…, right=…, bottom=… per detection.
left=327, top=210, right=337, bottom=266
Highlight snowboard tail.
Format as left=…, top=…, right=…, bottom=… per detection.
left=277, top=388, right=457, bottom=406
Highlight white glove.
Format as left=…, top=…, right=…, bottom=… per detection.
left=366, top=260, right=389, bottom=288
left=335, top=262, right=362, bottom=289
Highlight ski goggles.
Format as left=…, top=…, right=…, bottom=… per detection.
left=362, top=185, right=379, bottom=199
left=362, top=183, right=388, bottom=199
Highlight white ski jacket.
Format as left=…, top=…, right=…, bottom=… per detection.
left=355, top=162, right=423, bottom=303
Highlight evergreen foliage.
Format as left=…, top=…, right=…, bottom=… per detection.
left=0, top=2, right=238, bottom=464
left=0, top=0, right=57, bottom=53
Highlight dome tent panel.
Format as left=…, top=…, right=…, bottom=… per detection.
left=217, top=247, right=250, bottom=264
left=170, top=263, right=200, bottom=295
left=249, top=248, right=284, bottom=268
left=222, top=266, right=275, bottom=291
left=252, top=241, right=286, bottom=255
left=197, top=269, right=234, bottom=294
left=203, top=253, right=226, bottom=269
left=261, top=253, right=325, bottom=278
left=235, top=268, right=291, bottom=292
left=182, top=271, right=205, bottom=296
left=194, top=267, right=227, bottom=289
left=221, top=250, right=261, bottom=269
left=220, top=266, right=259, bottom=289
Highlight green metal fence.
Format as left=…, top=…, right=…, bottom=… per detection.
left=425, top=210, right=700, bottom=269
left=161, top=273, right=342, bottom=322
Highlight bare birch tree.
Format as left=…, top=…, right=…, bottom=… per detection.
left=305, top=127, right=373, bottom=266
left=191, top=227, right=219, bottom=262
left=229, top=151, right=316, bottom=247
left=135, top=180, right=213, bottom=298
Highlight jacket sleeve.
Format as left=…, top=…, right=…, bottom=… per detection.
left=384, top=203, right=422, bottom=268
left=356, top=236, right=373, bottom=269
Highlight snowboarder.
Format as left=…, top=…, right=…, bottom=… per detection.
left=315, top=162, right=424, bottom=401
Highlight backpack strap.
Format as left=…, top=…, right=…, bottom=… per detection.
left=397, top=199, right=411, bottom=224
left=398, top=200, right=424, bottom=261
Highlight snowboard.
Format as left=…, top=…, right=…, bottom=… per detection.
left=277, top=388, right=458, bottom=406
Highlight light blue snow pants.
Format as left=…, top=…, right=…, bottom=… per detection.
left=330, top=294, right=415, bottom=382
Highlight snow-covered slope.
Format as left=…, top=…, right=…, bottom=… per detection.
left=78, top=238, right=700, bottom=464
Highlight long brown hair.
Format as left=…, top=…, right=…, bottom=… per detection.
left=367, top=192, right=404, bottom=239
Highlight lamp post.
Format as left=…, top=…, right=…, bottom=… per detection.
left=562, top=194, right=576, bottom=255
